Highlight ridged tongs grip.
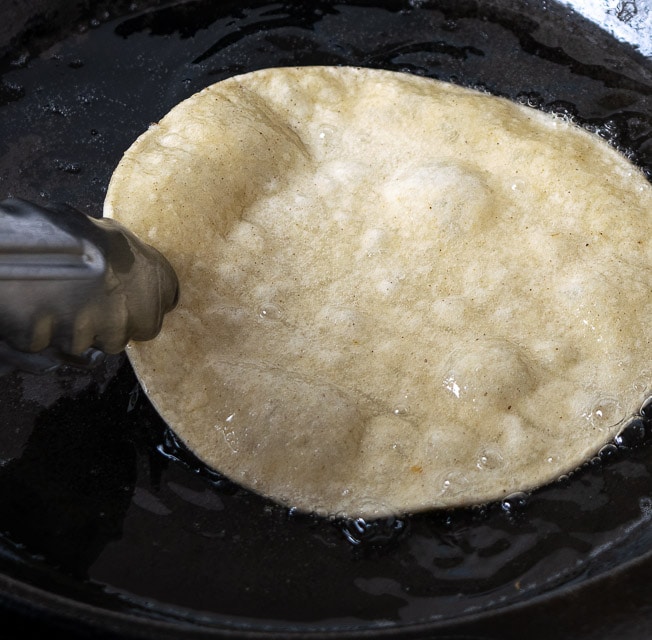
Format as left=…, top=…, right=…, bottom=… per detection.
left=0, top=198, right=179, bottom=374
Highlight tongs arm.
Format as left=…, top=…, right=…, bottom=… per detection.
left=0, top=197, right=179, bottom=374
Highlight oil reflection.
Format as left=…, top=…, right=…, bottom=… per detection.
left=0, top=359, right=138, bottom=579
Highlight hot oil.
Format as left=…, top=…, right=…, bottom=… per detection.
left=1, top=0, right=652, bottom=633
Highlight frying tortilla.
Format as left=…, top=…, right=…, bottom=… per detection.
left=104, top=66, right=652, bottom=518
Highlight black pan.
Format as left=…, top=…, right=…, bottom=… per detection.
left=1, top=1, right=652, bottom=638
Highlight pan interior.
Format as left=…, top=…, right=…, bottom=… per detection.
left=1, top=0, right=652, bottom=636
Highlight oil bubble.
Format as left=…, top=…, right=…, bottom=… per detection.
left=632, top=375, right=650, bottom=395
left=471, top=503, right=490, bottom=521
left=317, top=124, right=336, bottom=142
left=582, top=396, right=623, bottom=429
left=339, top=515, right=406, bottom=547
left=547, top=101, right=578, bottom=121
left=439, top=471, right=470, bottom=496
left=476, top=446, right=504, bottom=470
left=516, top=91, right=543, bottom=108
left=557, top=473, right=571, bottom=486
left=501, top=491, right=528, bottom=515
left=614, top=417, right=648, bottom=449
left=597, top=443, right=618, bottom=462
left=258, top=303, right=282, bottom=321
left=640, top=398, right=652, bottom=420
left=588, top=455, right=602, bottom=469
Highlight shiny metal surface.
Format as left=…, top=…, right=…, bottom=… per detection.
left=0, top=198, right=178, bottom=373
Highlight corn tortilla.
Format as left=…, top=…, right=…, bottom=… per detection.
left=104, top=66, right=652, bottom=518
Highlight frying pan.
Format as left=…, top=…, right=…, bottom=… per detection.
left=1, top=1, right=652, bottom=638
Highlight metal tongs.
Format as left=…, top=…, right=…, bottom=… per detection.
left=0, top=197, right=179, bottom=375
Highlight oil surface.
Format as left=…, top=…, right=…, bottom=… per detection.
left=1, top=0, right=652, bottom=635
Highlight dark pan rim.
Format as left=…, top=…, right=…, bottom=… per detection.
left=3, top=536, right=652, bottom=640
